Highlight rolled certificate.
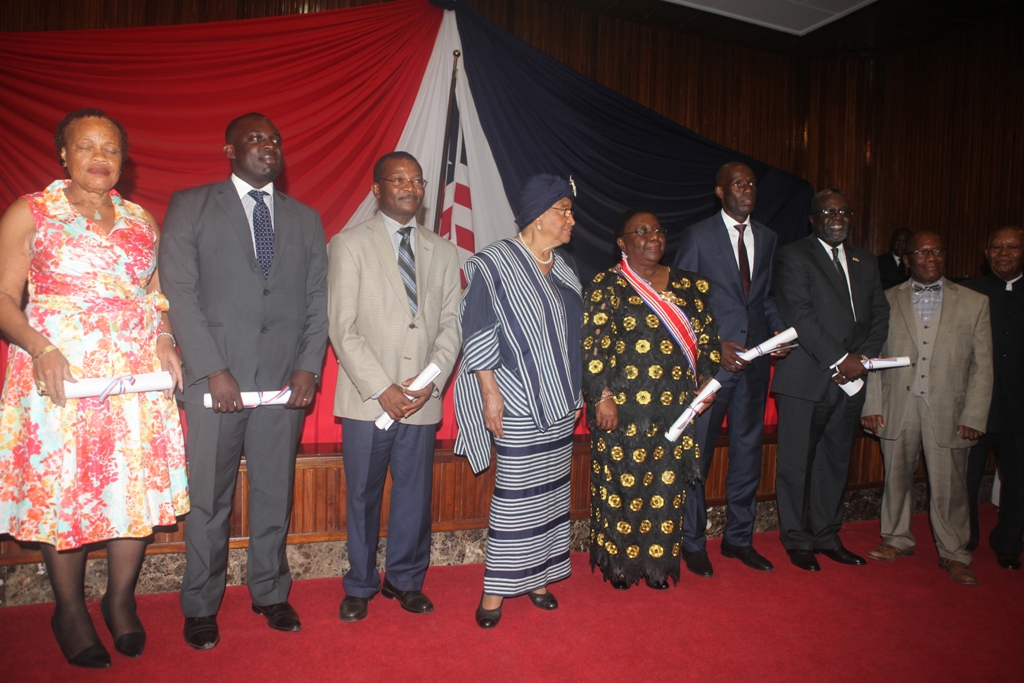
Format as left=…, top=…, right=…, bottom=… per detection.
left=665, top=379, right=721, bottom=443
left=203, top=388, right=291, bottom=409
left=375, top=363, right=442, bottom=430
left=64, top=371, right=174, bottom=400
left=836, top=356, right=913, bottom=396
left=737, top=327, right=799, bottom=362
left=862, top=356, right=911, bottom=371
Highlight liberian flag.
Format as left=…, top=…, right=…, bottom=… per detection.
left=438, top=99, right=476, bottom=283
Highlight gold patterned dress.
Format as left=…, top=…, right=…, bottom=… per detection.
left=582, top=267, right=721, bottom=585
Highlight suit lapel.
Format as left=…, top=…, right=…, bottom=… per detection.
left=846, top=249, right=866, bottom=318
left=267, top=190, right=294, bottom=282
left=413, top=225, right=434, bottom=318
left=934, top=279, right=957, bottom=349
left=894, top=281, right=920, bottom=350
left=808, top=237, right=853, bottom=313
left=713, top=214, right=745, bottom=299
left=215, top=181, right=261, bottom=272
left=368, top=214, right=413, bottom=315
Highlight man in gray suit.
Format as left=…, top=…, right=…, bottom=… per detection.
left=328, top=152, right=461, bottom=623
left=160, top=113, right=328, bottom=649
left=675, top=162, right=788, bottom=578
left=772, top=189, right=889, bottom=571
left=862, top=231, right=992, bottom=585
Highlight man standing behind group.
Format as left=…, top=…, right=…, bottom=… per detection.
left=861, top=231, right=992, bottom=585
left=964, top=226, right=1024, bottom=571
left=772, top=189, right=889, bottom=571
left=160, top=113, right=329, bottom=649
left=674, top=162, right=787, bottom=578
left=328, top=152, right=461, bottom=622
left=878, top=228, right=912, bottom=290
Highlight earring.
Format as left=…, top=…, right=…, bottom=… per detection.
left=536, top=223, right=542, bottom=231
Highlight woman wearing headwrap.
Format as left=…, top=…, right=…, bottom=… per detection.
left=454, top=174, right=583, bottom=629
left=583, top=209, right=721, bottom=590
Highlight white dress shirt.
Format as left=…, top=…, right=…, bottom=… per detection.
left=722, top=209, right=754, bottom=274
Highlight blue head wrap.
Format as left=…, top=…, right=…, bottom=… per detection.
left=515, top=174, right=575, bottom=228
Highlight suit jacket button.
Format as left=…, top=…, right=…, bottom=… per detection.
left=409, top=323, right=417, bottom=329
left=264, top=289, right=270, bottom=296
left=261, top=326, right=269, bottom=334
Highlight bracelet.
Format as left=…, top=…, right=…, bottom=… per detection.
left=156, top=332, right=176, bottom=346
left=33, top=344, right=58, bottom=360
left=596, top=392, right=614, bottom=406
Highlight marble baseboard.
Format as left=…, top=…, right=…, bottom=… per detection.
left=0, top=479, right=981, bottom=608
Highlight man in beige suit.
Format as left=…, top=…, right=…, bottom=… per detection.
left=327, top=152, right=461, bottom=621
left=862, top=231, right=992, bottom=585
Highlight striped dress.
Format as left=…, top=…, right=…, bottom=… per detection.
left=454, top=238, right=583, bottom=596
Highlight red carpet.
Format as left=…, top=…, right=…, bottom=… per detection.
left=4, top=507, right=1022, bottom=682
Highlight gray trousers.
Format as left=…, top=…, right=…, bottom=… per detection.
left=879, top=395, right=972, bottom=564
left=179, top=402, right=304, bottom=617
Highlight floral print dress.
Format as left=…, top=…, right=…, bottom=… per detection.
left=0, top=180, right=189, bottom=550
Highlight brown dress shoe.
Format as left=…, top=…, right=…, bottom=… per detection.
left=867, top=543, right=915, bottom=562
left=938, top=558, right=979, bottom=585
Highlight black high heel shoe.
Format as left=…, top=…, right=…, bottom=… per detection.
left=610, top=576, right=631, bottom=591
left=527, top=589, right=558, bottom=610
left=475, top=594, right=502, bottom=629
left=101, top=594, right=146, bottom=658
left=51, top=614, right=111, bottom=669
left=644, top=575, right=671, bottom=590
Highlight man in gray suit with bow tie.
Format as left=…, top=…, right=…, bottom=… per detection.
left=328, top=152, right=461, bottom=623
left=160, top=113, right=328, bottom=649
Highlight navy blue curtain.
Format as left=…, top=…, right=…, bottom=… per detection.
left=454, top=4, right=813, bottom=283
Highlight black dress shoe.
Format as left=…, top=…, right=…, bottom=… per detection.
left=381, top=578, right=434, bottom=614
left=252, top=602, right=302, bottom=632
left=475, top=594, right=502, bottom=629
left=996, top=553, right=1022, bottom=570
left=51, top=614, right=111, bottom=669
left=644, top=576, right=671, bottom=590
left=682, top=549, right=714, bottom=578
left=721, top=541, right=774, bottom=572
left=183, top=616, right=219, bottom=651
left=787, top=549, right=821, bottom=572
left=813, top=546, right=867, bottom=566
left=609, top=577, right=631, bottom=590
left=527, top=590, right=558, bottom=610
left=339, top=595, right=373, bottom=622
left=100, top=595, right=146, bottom=657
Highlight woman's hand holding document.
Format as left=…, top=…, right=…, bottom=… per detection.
left=376, top=363, right=441, bottom=430
left=737, top=327, right=798, bottom=361
left=665, top=379, right=721, bottom=442
left=65, top=371, right=174, bottom=401
left=836, top=356, right=913, bottom=396
left=203, top=388, right=292, bottom=408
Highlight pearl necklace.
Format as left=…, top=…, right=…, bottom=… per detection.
left=516, top=233, right=553, bottom=265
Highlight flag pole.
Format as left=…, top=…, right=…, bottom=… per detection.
left=433, top=49, right=461, bottom=234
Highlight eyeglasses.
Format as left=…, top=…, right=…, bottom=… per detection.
left=377, top=177, right=428, bottom=189
left=817, top=208, right=854, bottom=218
left=621, top=226, right=668, bottom=237
left=907, top=247, right=947, bottom=257
left=547, top=206, right=574, bottom=218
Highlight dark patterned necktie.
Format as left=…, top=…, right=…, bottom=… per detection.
left=248, top=189, right=274, bottom=279
left=734, top=224, right=751, bottom=299
left=398, top=226, right=418, bottom=314
left=912, top=284, right=941, bottom=293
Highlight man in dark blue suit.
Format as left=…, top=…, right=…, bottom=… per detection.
left=675, top=162, right=788, bottom=577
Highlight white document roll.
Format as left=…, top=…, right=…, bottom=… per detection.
left=737, top=327, right=799, bottom=362
left=203, top=388, right=291, bottom=409
left=837, top=356, right=913, bottom=396
left=665, top=379, right=721, bottom=443
left=375, top=363, right=442, bottom=430
left=64, top=371, right=174, bottom=400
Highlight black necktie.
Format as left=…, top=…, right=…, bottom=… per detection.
left=248, top=189, right=274, bottom=279
left=734, top=224, right=750, bottom=299
left=832, top=247, right=855, bottom=316
left=398, top=226, right=417, bottom=314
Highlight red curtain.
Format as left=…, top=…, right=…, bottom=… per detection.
left=0, top=0, right=444, bottom=443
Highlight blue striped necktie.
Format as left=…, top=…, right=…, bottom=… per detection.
left=248, top=189, right=274, bottom=279
left=398, top=226, right=418, bottom=314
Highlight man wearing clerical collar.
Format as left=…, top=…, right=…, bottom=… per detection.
left=862, top=231, right=993, bottom=585
left=963, top=226, right=1024, bottom=571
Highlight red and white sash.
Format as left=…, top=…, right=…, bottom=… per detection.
left=616, top=255, right=699, bottom=377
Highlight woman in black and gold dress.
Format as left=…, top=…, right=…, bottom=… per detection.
left=583, top=209, right=721, bottom=590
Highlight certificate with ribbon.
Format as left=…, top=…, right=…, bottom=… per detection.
left=64, top=371, right=174, bottom=400
left=203, top=388, right=291, bottom=409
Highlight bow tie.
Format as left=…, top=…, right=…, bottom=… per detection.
left=912, top=284, right=941, bottom=293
